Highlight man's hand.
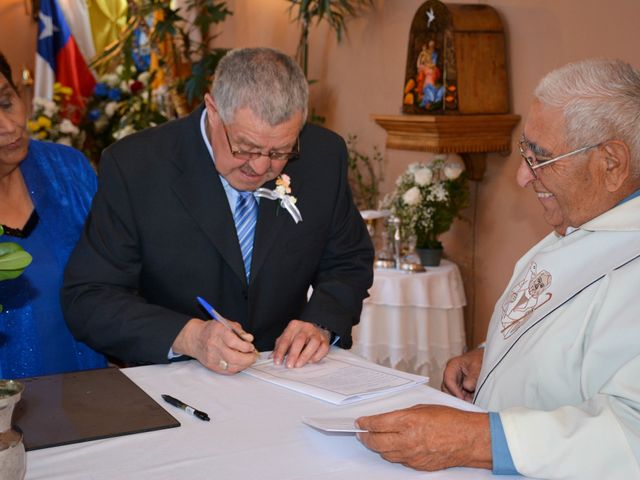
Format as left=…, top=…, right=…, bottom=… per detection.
left=441, top=348, right=484, bottom=401
left=172, top=318, right=258, bottom=374
left=356, top=405, right=492, bottom=471
left=272, top=319, right=330, bottom=368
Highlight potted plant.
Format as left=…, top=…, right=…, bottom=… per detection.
left=287, top=0, right=374, bottom=78
left=385, top=156, right=469, bottom=266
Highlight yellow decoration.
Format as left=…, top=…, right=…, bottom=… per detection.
left=88, top=0, right=128, bottom=58
left=404, top=79, right=415, bottom=94
left=403, top=93, right=414, bottom=105
left=149, top=10, right=168, bottom=90
left=54, top=83, right=73, bottom=97
left=37, top=116, right=52, bottom=129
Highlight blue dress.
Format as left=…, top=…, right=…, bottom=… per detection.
left=0, top=140, right=107, bottom=378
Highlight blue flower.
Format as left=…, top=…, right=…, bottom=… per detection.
left=94, top=82, right=109, bottom=97
left=88, top=109, right=102, bottom=121
left=107, top=88, right=121, bottom=101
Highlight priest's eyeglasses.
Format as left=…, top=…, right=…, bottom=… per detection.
left=222, top=122, right=300, bottom=162
left=518, top=137, right=601, bottom=178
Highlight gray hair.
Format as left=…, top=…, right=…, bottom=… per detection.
left=211, top=47, right=308, bottom=127
left=534, top=58, right=640, bottom=174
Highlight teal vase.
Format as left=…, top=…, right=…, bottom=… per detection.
left=417, top=247, right=443, bottom=266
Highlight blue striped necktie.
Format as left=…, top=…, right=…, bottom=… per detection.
left=234, top=191, right=258, bottom=281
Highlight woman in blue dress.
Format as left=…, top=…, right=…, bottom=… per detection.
left=0, top=53, right=106, bottom=378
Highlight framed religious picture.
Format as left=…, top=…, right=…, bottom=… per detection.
left=402, top=1, right=510, bottom=115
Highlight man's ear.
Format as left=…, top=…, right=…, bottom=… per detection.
left=600, top=140, right=631, bottom=193
left=204, top=93, right=217, bottom=114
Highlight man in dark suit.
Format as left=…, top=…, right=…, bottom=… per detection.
left=62, top=48, right=374, bottom=374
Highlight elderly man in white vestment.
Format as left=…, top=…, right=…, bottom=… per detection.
left=357, top=58, right=640, bottom=479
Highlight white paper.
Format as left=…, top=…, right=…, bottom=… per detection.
left=302, top=383, right=485, bottom=435
left=244, top=350, right=428, bottom=405
left=302, top=417, right=367, bottom=433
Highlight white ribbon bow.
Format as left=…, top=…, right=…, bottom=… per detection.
left=255, top=188, right=303, bottom=224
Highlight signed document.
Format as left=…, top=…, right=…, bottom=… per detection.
left=244, top=349, right=428, bottom=405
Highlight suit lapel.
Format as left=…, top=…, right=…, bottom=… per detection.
left=251, top=177, right=287, bottom=284
left=251, top=158, right=308, bottom=284
left=170, top=108, right=246, bottom=285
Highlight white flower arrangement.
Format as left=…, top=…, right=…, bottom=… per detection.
left=82, top=67, right=168, bottom=163
left=28, top=83, right=84, bottom=149
left=384, top=155, right=469, bottom=249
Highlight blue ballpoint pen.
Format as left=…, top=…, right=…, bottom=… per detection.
left=196, top=296, right=258, bottom=352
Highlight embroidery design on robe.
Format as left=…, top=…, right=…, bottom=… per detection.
left=500, top=262, right=553, bottom=338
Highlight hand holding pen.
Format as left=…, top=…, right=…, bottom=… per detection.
left=195, top=296, right=259, bottom=373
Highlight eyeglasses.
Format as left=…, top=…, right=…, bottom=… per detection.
left=518, top=138, right=601, bottom=178
left=221, top=121, right=300, bottom=162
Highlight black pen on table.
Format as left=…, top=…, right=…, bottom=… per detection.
left=161, top=394, right=210, bottom=422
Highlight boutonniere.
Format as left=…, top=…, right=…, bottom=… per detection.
left=255, top=174, right=303, bottom=223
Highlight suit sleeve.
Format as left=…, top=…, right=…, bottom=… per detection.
left=61, top=148, right=190, bottom=364
left=300, top=136, right=374, bottom=348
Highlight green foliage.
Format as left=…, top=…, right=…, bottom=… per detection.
left=288, top=0, right=374, bottom=42
left=92, top=1, right=232, bottom=105
left=183, top=48, right=228, bottom=105
left=288, top=0, right=374, bottom=77
left=0, top=225, right=33, bottom=311
left=386, top=157, right=469, bottom=249
left=346, top=135, right=383, bottom=210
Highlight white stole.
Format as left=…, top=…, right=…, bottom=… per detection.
left=474, top=227, right=640, bottom=404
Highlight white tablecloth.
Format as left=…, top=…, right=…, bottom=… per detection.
left=351, top=260, right=467, bottom=387
left=25, top=352, right=521, bottom=480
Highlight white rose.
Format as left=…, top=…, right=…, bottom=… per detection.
left=414, top=167, right=433, bottom=186
left=115, top=65, right=124, bottom=76
left=137, top=71, right=151, bottom=85
left=59, top=118, right=79, bottom=134
left=102, top=73, right=119, bottom=87
left=119, top=80, right=131, bottom=94
left=275, top=185, right=286, bottom=196
left=33, top=97, right=46, bottom=108
left=105, top=101, right=118, bottom=118
left=402, top=186, right=421, bottom=206
left=444, top=163, right=464, bottom=180
left=43, top=100, right=57, bottom=117
left=407, top=162, right=421, bottom=173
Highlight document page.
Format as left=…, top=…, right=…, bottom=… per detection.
left=244, top=350, right=428, bottom=405
left=302, top=381, right=484, bottom=434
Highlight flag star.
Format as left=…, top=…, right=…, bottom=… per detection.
left=38, top=11, right=58, bottom=40
left=426, top=8, right=436, bottom=28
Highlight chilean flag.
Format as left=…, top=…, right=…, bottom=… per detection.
left=34, top=0, right=95, bottom=110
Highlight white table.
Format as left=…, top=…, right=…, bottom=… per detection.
left=351, top=260, right=467, bottom=387
left=25, top=353, right=521, bottom=480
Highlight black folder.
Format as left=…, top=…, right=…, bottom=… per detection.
left=13, top=367, right=180, bottom=451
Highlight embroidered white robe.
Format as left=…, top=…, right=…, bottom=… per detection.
left=475, top=197, right=640, bottom=480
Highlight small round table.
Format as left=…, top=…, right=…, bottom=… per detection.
left=351, top=259, right=467, bottom=387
